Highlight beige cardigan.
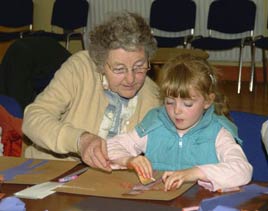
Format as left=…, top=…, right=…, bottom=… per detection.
left=22, top=50, right=160, bottom=160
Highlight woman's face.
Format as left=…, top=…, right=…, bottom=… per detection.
left=104, top=48, right=149, bottom=99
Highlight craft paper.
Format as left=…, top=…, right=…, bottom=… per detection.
left=0, top=157, right=79, bottom=184
left=14, top=181, right=63, bottom=199
left=56, top=168, right=194, bottom=201
left=0, top=175, right=4, bottom=199
left=1, top=159, right=49, bottom=181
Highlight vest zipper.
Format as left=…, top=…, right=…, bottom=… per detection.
left=179, top=137, right=183, bottom=148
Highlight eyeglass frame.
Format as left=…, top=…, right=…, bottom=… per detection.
left=105, top=60, right=151, bottom=75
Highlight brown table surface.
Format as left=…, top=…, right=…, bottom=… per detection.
left=151, top=48, right=209, bottom=65
left=1, top=178, right=268, bottom=211
left=149, top=48, right=209, bottom=85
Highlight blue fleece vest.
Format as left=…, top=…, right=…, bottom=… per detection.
left=135, top=105, right=241, bottom=171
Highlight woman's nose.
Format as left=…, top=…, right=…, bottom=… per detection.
left=124, top=71, right=135, bottom=84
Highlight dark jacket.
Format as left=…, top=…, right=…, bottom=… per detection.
left=0, top=36, right=71, bottom=109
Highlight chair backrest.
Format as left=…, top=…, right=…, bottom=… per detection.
left=51, top=0, right=89, bottom=31
left=0, top=0, right=33, bottom=28
left=207, top=0, right=256, bottom=34
left=149, top=0, right=196, bottom=33
left=230, top=111, right=268, bottom=182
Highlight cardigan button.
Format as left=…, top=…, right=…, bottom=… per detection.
left=107, top=112, right=113, bottom=119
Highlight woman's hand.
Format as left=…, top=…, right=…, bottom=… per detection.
left=162, top=167, right=205, bottom=191
left=78, top=132, right=111, bottom=172
left=127, top=155, right=153, bottom=179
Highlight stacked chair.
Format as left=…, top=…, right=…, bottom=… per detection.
left=29, top=0, right=89, bottom=50
left=252, top=24, right=268, bottom=87
left=191, top=0, right=256, bottom=94
left=149, top=0, right=196, bottom=48
left=0, top=0, right=33, bottom=42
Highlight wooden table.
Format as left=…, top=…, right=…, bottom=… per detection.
left=149, top=48, right=209, bottom=85
left=2, top=181, right=268, bottom=211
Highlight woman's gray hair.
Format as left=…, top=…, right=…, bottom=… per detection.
left=88, top=11, right=157, bottom=72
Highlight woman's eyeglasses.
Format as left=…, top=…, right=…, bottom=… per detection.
left=106, top=61, right=150, bottom=75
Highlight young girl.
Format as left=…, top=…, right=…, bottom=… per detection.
left=107, top=55, right=252, bottom=192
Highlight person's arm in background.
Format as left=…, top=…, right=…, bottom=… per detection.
left=261, top=120, right=268, bottom=154
left=0, top=105, right=23, bottom=157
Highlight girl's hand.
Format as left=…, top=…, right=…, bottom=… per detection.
left=162, top=167, right=204, bottom=191
left=127, top=155, right=153, bottom=179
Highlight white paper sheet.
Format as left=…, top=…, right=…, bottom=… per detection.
left=14, top=182, right=63, bottom=199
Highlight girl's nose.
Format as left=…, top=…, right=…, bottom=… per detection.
left=174, top=104, right=182, bottom=115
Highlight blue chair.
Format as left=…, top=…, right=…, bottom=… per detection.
left=149, top=0, right=196, bottom=48
left=191, top=0, right=256, bottom=94
left=0, top=95, right=23, bottom=118
left=0, top=0, right=33, bottom=42
left=252, top=16, right=268, bottom=86
left=230, top=111, right=268, bottom=182
left=29, top=0, right=89, bottom=50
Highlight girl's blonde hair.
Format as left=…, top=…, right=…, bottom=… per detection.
left=160, top=54, right=229, bottom=116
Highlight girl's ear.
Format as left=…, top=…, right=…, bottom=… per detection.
left=204, top=93, right=215, bottom=109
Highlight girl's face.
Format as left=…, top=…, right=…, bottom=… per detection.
left=165, top=88, right=213, bottom=134
left=104, top=48, right=149, bottom=99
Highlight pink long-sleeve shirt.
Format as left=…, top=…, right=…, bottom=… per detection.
left=107, top=127, right=253, bottom=192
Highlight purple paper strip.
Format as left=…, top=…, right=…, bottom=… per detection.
left=198, top=184, right=268, bottom=211
left=0, top=159, right=48, bottom=181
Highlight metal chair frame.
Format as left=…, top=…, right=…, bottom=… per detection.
left=191, top=0, right=256, bottom=94
left=0, top=0, right=33, bottom=42
left=252, top=23, right=268, bottom=87
left=31, top=0, right=90, bottom=50
left=149, top=0, right=196, bottom=48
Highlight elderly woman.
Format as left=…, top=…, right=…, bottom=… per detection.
left=22, top=12, right=160, bottom=171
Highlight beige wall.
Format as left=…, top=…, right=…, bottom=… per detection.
left=264, top=1, right=268, bottom=35
left=32, top=0, right=54, bottom=31
left=32, top=0, right=83, bottom=53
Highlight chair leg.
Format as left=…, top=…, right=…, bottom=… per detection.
left=237, top=47, right=244, bottom=94
left=81, top=37, right=86, bottom=50
left=65, top=34, right=85, bottom=50
left=263, top=49, right=267, bottom=84
left=249, top=43, right=255, bottom=92
left=65, top=39, right=70, bottom=50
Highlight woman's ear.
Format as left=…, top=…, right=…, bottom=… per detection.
left=204, top=93, right=215, bottom=109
